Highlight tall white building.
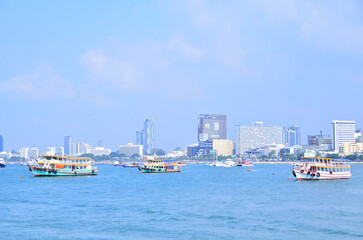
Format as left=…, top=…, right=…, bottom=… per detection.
left=87, top=147, right=111, bottom=156
left=19, top=147, right=29, bottom=158
left=332, top=120, right=356, bottom=152
left=118, top=143, right=143, bottom=156
left=72, top=142, right=91, bottom=155
left=28, top=147, right=39, bottom=159
left=235, top=122, right=283, bottom=155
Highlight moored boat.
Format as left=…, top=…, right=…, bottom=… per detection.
left=292, top=157, right=351, bottom=180
left=242, top=160, right=253, bottom=167
left=112, top=160, right=122, bottom=166
left=139, top=159, right=181, bottom=173
left=29, top=155, right=98, bottom=177
left=222, top=159, right=236, bottom=167
left=0, top=158, right=6, bottom=168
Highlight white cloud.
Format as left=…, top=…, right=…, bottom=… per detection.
left=79, top=36, right=204, bottom=100
left=256, top=0, right=363, bottom=51
left=0, top=65, right=75, bottom=99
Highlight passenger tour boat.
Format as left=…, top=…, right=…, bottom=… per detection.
left=29, top=155, right=98, bottom=177
left=139, top=159, right=181, bottom=173
left=292, top=157, right=351, bottom=180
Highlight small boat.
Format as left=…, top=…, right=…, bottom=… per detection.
left=112, top=161, right=122, bottom=166
left=0, top=158, right=6, bottom=168
left=122, top=162, right=139, bottom=168
left=222, top=159, right=236, bottom=167
left=292, top=157, right=351, bottom=180
left=242, top=160, right=253, bottom=167
left=29, top=155, right=98, bottom=177
left=139, top=159, right=181, bottom=173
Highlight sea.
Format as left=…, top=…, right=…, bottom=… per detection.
left=1, top=163, right=362, bottom=240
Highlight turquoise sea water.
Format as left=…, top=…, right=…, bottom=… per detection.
left=1, top=164, right=362, bottom=240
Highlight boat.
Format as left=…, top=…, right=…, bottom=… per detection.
left=28, top=155, right=98, bottom=177
left=242, top=160, right=253, bottom=167
left=292, top=157, right=351, bottom=180
left=222, top=159, right=236, bottom=167
left=0, top=158, right=6, bottom=168
left=122, top=162, right=139, bottom=168
left=112, top=160, right=122, bottom=166
left=139, top=159, right=181, bottom=173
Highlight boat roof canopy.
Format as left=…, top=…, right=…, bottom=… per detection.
left=301, top=157, right=332, bottom=160
left=40, top=155, right=91, bottom=160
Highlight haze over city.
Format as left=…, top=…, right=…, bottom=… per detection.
left=1, top=0, right=363, bottom=152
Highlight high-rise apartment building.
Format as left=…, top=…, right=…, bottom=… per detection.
left=235, top=122, right=283, bottom=155
left=28, top=147, right=39, bottom=159
left=0, top=135, right=3, bottom=152
left=71, top=142, right=90, bottom=155
left=331, top=120, right=356, bottom=151
left=64, top=136, right=71, bottom=156
left=198, top=114, right=227, bottom=141
left=143, top=118, right=154, bottom=155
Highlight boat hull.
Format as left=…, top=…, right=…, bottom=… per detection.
left=122, top=165, right=139, bottom=168
left=30, top=167, right=98, bottom=177
left=0, top=164, right=6, bottom=168
left=139, top=167, right=181, bottom=173
left=293, top=169, right=351, bottom=180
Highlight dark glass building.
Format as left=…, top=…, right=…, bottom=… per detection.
left=198, top=114, right=227, bottom=141
left=64, top=136, right=71, bottom=156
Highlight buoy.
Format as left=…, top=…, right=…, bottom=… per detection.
left=20, top=175, right=23, bottom=178
left=248, top=169, right=251, bottom=171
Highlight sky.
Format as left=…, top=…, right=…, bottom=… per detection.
left=1, top=0, right=363, bottom=153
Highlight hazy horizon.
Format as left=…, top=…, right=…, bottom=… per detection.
left=1, top=0, right=363, bottom=152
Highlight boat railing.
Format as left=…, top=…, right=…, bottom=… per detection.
left=40, top=159, right=92, bottom=165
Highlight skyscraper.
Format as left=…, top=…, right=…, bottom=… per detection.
left=198, top=114, right=227, bottom=141
left=332, top=120, right=356, bottom=151
left=64, top=136, right=71, bottom=156
left=235, top=122, right=283, bottom=154
left=0, top=135, right=3, bottom=152
left=143, top=118, right=154, bottom=155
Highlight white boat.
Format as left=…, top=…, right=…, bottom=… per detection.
left=0, top=158, right=6, bottom=168
left=222, top=159, right=236, bottom=167
left=215, top=161, right=223, bottom=167
left=112, top=160, right=122, bottom=166
left=292, top=157, right=351, bottom=180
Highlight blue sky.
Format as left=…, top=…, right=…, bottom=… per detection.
left=1, top=0, right=363, bottom=152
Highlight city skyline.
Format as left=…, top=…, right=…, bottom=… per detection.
left=1, top=1, right=363, bottom=152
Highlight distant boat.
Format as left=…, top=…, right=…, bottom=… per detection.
left=0, top=158, right=6, bottom=168
left=222, top=159, right=236, bottom=167
left=113, top=161, right=122, bottom=166
left=122, top=162, right=139, bottom=168
left=242, top=160, right=253, bottom=167
left=29, top=155, right=98, bottom=177
left=139, top=159, right=181, bottom=173
left=292, top=157, right=351, bottom=180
